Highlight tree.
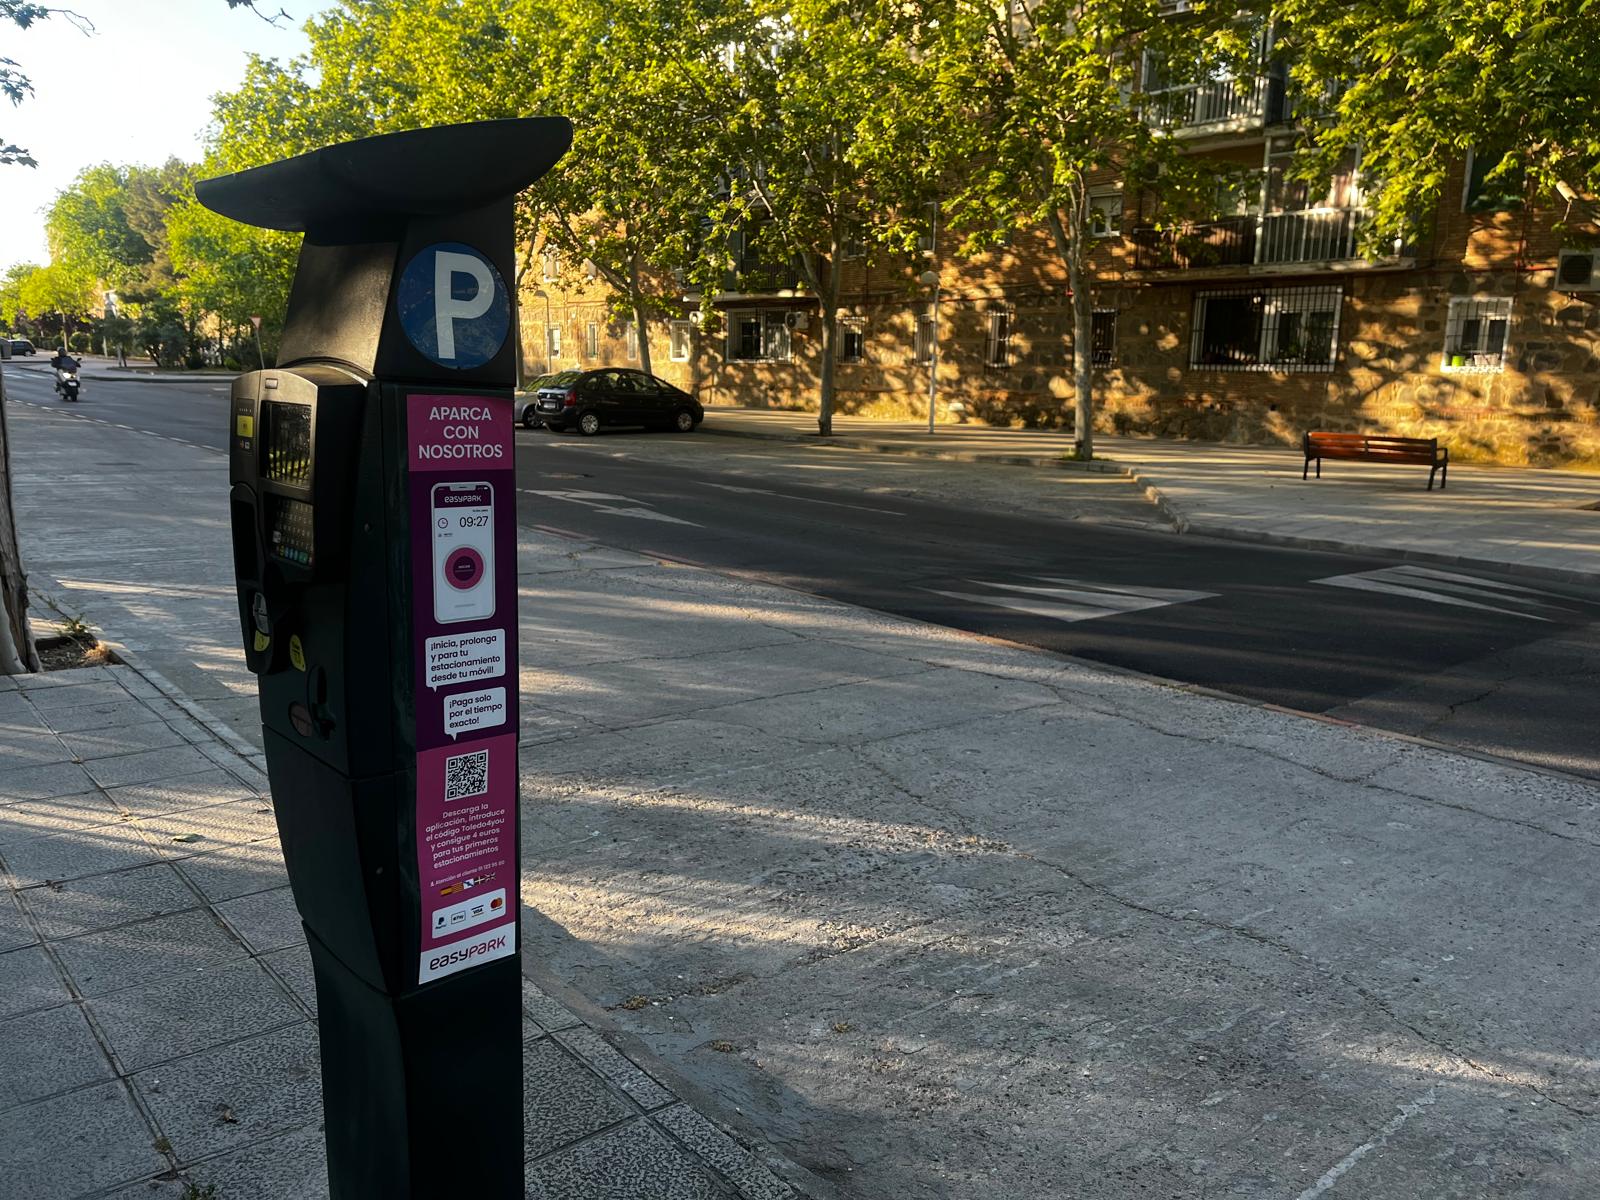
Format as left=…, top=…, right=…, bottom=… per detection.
left=16, top=261, right=96, bottom=348
left=1272, top=0, right=1600, bottom=244
left=925, top=0, right=1236, bottom=456
left=697, top=0, right=942, bottom=435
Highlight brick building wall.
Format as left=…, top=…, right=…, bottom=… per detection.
left=520, top=163, right=1600, bottom=466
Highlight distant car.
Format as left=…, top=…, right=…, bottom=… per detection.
left=516, top=371, right=580, bottom=429
left=537, top=368, right=703, bottom=436
left=8, top=338, right=35, bottom=356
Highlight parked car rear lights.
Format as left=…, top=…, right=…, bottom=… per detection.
left=563, top=389, right=577, bottom=407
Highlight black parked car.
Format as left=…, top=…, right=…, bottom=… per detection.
left=8, top=338, right=35, bottom=356
left=536, top=368, right=703, bottom=436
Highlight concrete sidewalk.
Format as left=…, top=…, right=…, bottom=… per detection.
left=701, top=407, right=1600, bottom=582
left=0, top=663, right=811, bottom=1199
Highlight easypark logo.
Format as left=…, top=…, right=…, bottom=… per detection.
left=419, top=922, right=516, bottom=983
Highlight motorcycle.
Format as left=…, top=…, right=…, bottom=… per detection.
left=53, top=364, right=81, bottom=402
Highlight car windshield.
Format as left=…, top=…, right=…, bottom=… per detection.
left=548, top=371, right=582, bottom=386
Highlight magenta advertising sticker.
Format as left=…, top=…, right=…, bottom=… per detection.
left=407, top=392, right=519, bottom=984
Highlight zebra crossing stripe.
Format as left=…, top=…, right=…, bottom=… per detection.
left=1311, top=564, right=1575, bottom=622
left=923, top=576, right=1218, bottom=624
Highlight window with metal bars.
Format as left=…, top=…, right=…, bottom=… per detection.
left=840, top=318, right=866, bottom=363
left=1442, top=297, right=1511, bottom=372
left=669, top=321, right=691, bottom=362
left=546, top=326, right=561, bottom=358
left=985, top=310, right=1011, bottom=369
left=725, top=311, right=791, bottom=362
left=585, top=322, right=599, bottom=359
left=1091, top=310, right=1118, bottom=367
left=541, top=248, right=560, bottom=281
left=914, top=314, right=935, bottom=365
left=1189, top=285, right=1342, bottom=371
left=625, top=322, right=639, bottom=361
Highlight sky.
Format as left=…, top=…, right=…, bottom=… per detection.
left=1, top=0, right=313, bottom=270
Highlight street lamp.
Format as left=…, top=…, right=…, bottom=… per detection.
left=918, top=269, right=939, bottom=434
left=531, top=288, right=552, bottom=375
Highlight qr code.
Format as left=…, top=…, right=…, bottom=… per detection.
left=443, top=749, right=489, bottom=801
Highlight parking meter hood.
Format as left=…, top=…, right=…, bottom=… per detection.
left=197, top=117, right=571, bottom=381
left=194, top=117, right=572, bottom=233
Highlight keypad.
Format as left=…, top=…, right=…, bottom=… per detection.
left=268, top=497, right=316, bottom=567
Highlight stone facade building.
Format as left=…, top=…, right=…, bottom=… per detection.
left=521, top=65, right=1600, bottom=468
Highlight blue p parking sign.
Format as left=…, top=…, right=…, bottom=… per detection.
left=396, top=242, right=510, bottom=369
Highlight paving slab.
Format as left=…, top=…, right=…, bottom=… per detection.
left=133, top=1021, right=321, bottom=1163
left=0, top=1002, right=114, bottom=1108
left=0, top=1080, right=166, bottom=1198
left=54, top=908, right=246, bottom=997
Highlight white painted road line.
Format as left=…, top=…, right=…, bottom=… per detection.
left=924, top=577, right=1219, bottom=624
left=520, top=488, right=702, bottom=527
left=1312, top=564, right=1574, bottom=621
left=702, top=480, right=905, bottom=516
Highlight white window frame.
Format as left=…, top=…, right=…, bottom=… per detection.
left=1442, top=297, right=1512, bottom=374
left=984, top=309, right=1011, bottom=369
left=669, top=320, right=692, bottom=362
left=541, top=247, right=560, bottom=282
left=839, top=317, right=867, bottom=364
left=724, top=310, right=792, bottom=362
left=625, top=322, right=639, bottom=361
left=1087, top=186, right=1123, bottom=238
left=546, top=325, right=562, bottom=358
left=585, top=322, right=599, bottom=359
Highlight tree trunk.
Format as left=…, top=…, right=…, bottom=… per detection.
left=0, top=365, right=40, bottom=674
left=1068, top=241, right=1094, bottom=459
left=627, top=253, right=653, bottom=377
left=1046, top=202, right=1094, bottom=458
left=818, top=305, right=836, bottom=438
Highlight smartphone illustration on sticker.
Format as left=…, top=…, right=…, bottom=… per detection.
left=431, top=482, right=495, bottom=624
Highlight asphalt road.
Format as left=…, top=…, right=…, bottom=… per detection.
left=10, top=363, right=1599, bottom=778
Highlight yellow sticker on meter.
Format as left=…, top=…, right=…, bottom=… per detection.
left=289, top=635, right=306, bottom=672
left=236, top=413, right=255, bottom=438
left=252, top=631, right=270, bottom=653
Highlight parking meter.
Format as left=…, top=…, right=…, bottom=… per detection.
left=197, top=118, right=571, bottom=1198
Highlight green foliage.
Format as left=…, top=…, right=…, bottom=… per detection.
left=1275, top=0, right=1600, bottom=244
left=919, top=0, right=1239, bottom=451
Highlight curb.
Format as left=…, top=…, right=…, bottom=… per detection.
left=4, top=363, right=227, bottom=385
left=698, top=422, right=1600, bottom=586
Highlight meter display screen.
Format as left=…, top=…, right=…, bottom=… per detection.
left=262, top=400, right=312, bottom=486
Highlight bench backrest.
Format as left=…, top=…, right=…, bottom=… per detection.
left=1305, top=431, right=1439, bottom=458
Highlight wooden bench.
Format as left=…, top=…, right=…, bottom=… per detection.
left=1302, top=431, right=1449, bottom=491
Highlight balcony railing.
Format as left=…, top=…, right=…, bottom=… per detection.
left=1131, top=208, right=1377, bottom=271
left=1141, top=69, right=1296, bottom=133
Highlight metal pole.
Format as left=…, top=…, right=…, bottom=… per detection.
left=253, top=326, right=265, bottom=370
left=927, top=283, right=940, bottom=434
left=545, top=293, right=553, bottom=374
left=927, top=201, right=939, bottom=434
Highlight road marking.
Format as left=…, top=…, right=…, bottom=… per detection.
left=1295, top=1089, right=1436, bottom=1200
left=520, top=488, right=701, bottom=527
left=702, top=481, right=904, bottom=516
left=1312, top=564, right=1575, bottom=622
left=923, top=576, right=1218, bottom=624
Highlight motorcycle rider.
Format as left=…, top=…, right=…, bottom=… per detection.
left=50, top=347, right=81, bottom=400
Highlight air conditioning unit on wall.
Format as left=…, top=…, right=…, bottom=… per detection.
left=1556, top=248, right=1600, bottom=292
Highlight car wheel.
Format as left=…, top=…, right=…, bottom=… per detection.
left=521, top=408, right=540, bottom=430
left=578, top=411, right=602, bottom=436
left=672, top=409, right=696, bottom=433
